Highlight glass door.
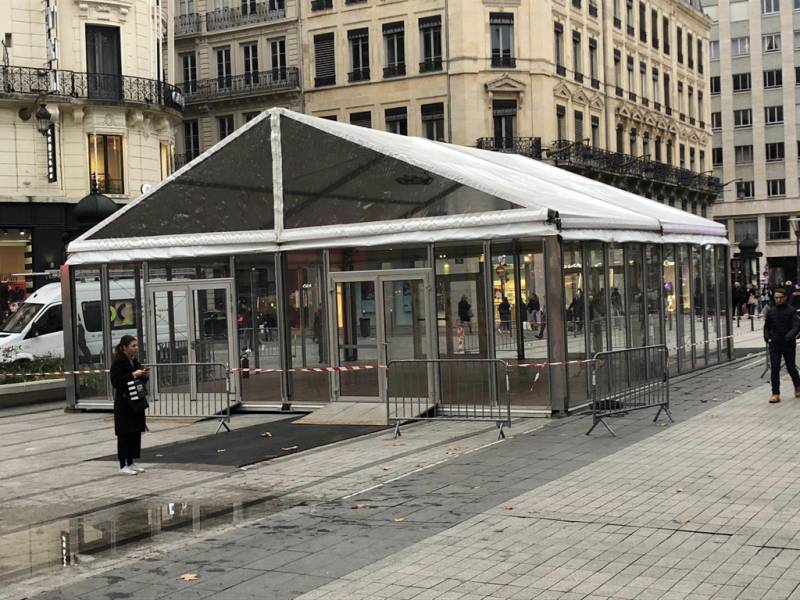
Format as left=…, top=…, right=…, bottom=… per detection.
left=147, top=280, right=236, bottom=402
left=329, top=270, right=434, bottom=402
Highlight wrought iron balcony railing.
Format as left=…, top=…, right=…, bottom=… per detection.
left=175, top=13, right=202, bottom=36
left=205, top=3, right=285, bottom=32
left=476, top=137, right=543, bottom=160
left=181, top=67, right=299, bottom=103
left=1, top=65, right=183, bottom=111
left=545, top=140, right=722, bottom=196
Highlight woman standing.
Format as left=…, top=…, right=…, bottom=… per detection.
left=110, top=335, right=148, bottom=475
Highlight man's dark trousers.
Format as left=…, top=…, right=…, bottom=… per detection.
left=769, top=341, right=800, bottom=394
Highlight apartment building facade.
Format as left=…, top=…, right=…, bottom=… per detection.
left=0, top=0, right=182, bottom=297
left=706, top=0, right=800, bottom=285
left=301, top=0, right=715, bottom=215
left=172, top=0, right=302, bottom=165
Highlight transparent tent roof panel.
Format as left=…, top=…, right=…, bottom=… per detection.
left=88, top=119, right=275, bottom=239
left=280, top=116, right=522, bottom=229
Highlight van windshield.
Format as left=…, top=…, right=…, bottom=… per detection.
left=1, top=303, right=43, bottom=334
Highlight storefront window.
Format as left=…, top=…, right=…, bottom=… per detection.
left=626, top=243, right=646, bottom=348
left=677, top=244, right=693, bottom=371
left=608, top=244, right=627, bottom=349
left=286, top=250, right=329, bottom=403
left=563, top=241, right=588, bottom=406
left=234, top=255, right=280, bottom=404
left=704, top=245, right=719, bottom=364
left=691, top=245, right=706, bottom=367
left=662, top=245, right=679, bottom=373
left=435, top=243, right=488, bottom=357
left=74, top=267, right=106, bottom=400
left=0, top=229, right=31, bottom=321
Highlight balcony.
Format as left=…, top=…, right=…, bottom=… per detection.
left=546, top=141, right=722, bottom=197
left=615, top=86, right=623, bottom=97
left=627, top=25, right=635, bottom=36
left=492, top=56, right=516, bottom=68
left=476, top=137, right=542, bottom=159
left=1, top=65, right=183, bottom=111
left=654, top=101, right=661, bottom=111
left=628, top=92, right=637, bottom=101
left=589, top=3, right=598, bottom=17
left=311, top=0, right=333, bottom=10
left=383, top=63, right=406, bottom=78
left=641, top=97, right=649, bottom=107
left=206, top=3, right=285, bottom=32
left=574, top=72, right=584, bottom=83
left=175, top=13, right=202, bottom=36
left=614, top=17, right=621, bottom=28
left=420, top=58, right=443, bottom=73
left=348, top=67, right=370, bottom=83
left=556, top=64, right=567, bottom=76
left=182, top=67, right=299, bottom=104
left=591, top=78, right=600, bottom=89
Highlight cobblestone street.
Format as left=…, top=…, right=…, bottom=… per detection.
left=3, top=354, right=797, bottom=600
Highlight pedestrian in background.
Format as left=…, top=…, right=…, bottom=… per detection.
left=764, top=288, right=800, bottom=404
left=732, top=282, right=746, bottom=319
left=110, top=335, right=148, bottom=474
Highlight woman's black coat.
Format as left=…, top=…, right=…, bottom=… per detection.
left=109, top=354, right=147, bottom=436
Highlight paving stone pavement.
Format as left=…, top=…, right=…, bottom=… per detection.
left=7, top=355, right=793, bottom=600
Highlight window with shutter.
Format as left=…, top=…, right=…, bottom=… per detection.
left=314, top=32, right=335, bottom=87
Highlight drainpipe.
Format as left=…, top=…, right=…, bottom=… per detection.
left=601, top=0, right=611, bottom=150
left=297, top=1, right=305, bottom=113
left=445, top=0, right=452, bottom=143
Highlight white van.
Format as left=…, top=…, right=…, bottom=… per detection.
left=0, top=281, right=141, bottom=364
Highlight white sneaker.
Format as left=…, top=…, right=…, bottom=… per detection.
left=129, top=463, right=146, bottom=473
left=119, top=466, right=138, bottom=475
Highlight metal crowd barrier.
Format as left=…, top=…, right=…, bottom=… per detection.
left=386, top=358, right=511, bottom=440
left=144, top=362, right=233, bottom=433
left=586, top=345, right=672, bottom=436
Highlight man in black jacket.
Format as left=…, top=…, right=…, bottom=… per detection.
left=764, top=288, right=800, bottom=403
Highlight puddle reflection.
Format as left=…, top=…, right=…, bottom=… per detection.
left=0, top=495, right=292, bottom=585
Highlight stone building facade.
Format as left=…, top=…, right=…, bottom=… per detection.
left=301, top=0, right=715, bottom=215
left=705, top=0, right=800, bottom=285
left=0, top=0, right=182, bottom=296
left=170, top=0, right=302, bottom=165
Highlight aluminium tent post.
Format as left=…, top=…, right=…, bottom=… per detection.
left=545, top=236, right=567, bottom=414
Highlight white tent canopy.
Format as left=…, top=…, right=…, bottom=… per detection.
left=67, top=108, right=727, bottom=265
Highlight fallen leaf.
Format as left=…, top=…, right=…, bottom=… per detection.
left=735, top=390, right=744, bottom=395
left=156, top=454, right=164, bottom=457
left=179, top=573, right=199, bottom=581
left=503, top=506, right=514, bottom=511
left=382, top=466, right=391, bottom=471
left=393, top=517, right=406, bottom=522
left=282, top=446, right=299, bottom=451
left=676, top=489, right=684, bottom=493
left=216, top=449, right=226, bottom=453
left=673, top=516, right=690, bottom=525
left=352, top=503, right=369, bottom=510
left=261, top=432, right=272, bottom=437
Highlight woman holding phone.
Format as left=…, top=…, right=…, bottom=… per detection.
left=109, top=335, right=148, bottom=475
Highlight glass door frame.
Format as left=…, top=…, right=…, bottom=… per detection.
left=144, top=278, right=238, bottom=402
left=327, top=268, right=436, bottom=403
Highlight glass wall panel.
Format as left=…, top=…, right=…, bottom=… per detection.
left=435, top=243, right=488, bottom=357
left=662, top=245, right=679, bottom=373
left=692, top=245, right=706, bottom=367
left=645, top=244, right=663, bottom=347
left=491, top=243, right=518, bottom=357
left=716, top=246, right=729, bottom=360
left=286, top=250, right=330, bottom=403
left=234, top=256, right=280, bottom=404
left=147, top=261, right=230, bottom=281
left=334, top=280, right=379, bottom=395
left=74, top=267, right=106, bottom=400
left=108, top=264, right=145, bottom=363
left=677, top=244, right=693, bottom=371
left=516, top=239, right=549, bottom=407
left=563, top=241, right=588, bottom=406
left=626, top=244, right=646, bottom=348
left=704, top=245, right=719, bottom=364
left=329, top=246, right=427, bottom=271
left=585, top=242, right=607, bottom=357
left=608, top=243, right=627, bottom=349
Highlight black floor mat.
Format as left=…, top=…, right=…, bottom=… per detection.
left=91, top=416, right=387, bottom=467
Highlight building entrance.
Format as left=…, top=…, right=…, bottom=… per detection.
left=328, top=269, right=434, bottom=402
left=145, top=279, right=238, bottom=404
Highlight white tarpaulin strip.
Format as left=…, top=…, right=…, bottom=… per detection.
left=560, top=229, right=730, bottom=246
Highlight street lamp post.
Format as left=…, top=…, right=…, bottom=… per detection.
left=789, top=217, right=800, bottom=286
